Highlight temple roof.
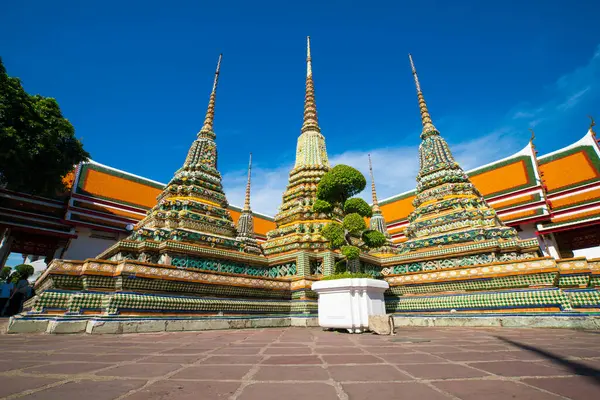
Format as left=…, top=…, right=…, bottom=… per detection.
left=537, top=128, right=600, bottom=233
left=380, top=128, right=600, bottom=242
left=66, top=160, right=275, bottom=240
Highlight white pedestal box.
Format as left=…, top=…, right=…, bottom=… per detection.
left=311, top=278, right=389, bottom=333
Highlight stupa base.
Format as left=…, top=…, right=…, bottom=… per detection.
left=6, top=314, right=319, bottom=334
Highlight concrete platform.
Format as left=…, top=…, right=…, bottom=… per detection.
left=6, top=313, right=600, bottom=334
left=1, top=326, right=599, bottom=399
left=6, top=316, right=320, bottom=334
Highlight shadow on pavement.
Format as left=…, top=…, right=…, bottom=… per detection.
left=495, top=336, right=600, bottom=384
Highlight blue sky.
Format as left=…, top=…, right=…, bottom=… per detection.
left=2, top=0, right=599, bottom=215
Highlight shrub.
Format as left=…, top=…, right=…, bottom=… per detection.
left=341, top=245, right=360, bottom=260
left=315, top=164, right=390, bottom=276
left=0, top=266, right=11, bottom=282
left=343, top=198, right=372, bottom=218
left=362, top=230, right=387, bottom=248
left=334, top=260, right=347, bottom=274
left=313, top=199, right=333, bottom=214
left=322, top=223, right=345, bottom=249
left=316, top=165, right=366, bottom=203
left=14, top=264, right=34, bottom=278
left=342, top=213, right=366, bottom=235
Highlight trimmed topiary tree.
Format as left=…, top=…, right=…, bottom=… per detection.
left=8, top=264, right=34, bottom=283
left=313, top=164, right=387, bottom=274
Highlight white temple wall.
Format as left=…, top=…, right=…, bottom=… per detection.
left=516, top=223, right=539, bottom=240
left=62, top=227, right=125, bottom=260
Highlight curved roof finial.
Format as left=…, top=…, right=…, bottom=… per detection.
left=529, top=128, right=535, bottom=144
left=589, top=115, right=596, bottom=135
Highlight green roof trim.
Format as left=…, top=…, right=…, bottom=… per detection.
left=379, top=189, right=416, bottom=207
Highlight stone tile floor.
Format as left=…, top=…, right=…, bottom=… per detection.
left=0, top=327, right=598, bottom=399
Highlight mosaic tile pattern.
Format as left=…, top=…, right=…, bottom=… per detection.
left=564, top=288, right=600, bottom=308
left=386, top=288, right=573, bottom=313
left=386, top=272, right=557, bottom=296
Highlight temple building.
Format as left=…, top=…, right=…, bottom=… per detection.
left=1, top=39, right=599, bottom=333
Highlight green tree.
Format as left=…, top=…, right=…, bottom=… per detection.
left=0, top=266, right=11, bottom=282
left=0, top=58, right=89, bottom=196
left=8, top=264, right=34, bottom=283
left=313, top=164, right=386, bottom=273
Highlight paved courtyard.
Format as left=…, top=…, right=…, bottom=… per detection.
left=0, top=326, right=598, bottom=399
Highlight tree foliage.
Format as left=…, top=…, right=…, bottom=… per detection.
left=321, top=222, right=345, bottom=249
left=0, top=58, right=89, bottom=196
left=313, top=164, right=389, bottom=274
left=341, top=245, right=361, bottom=260
left=316, top=165, right=366, bottom=203
left=362, top=229, right=387, bottom=248
left=8, top=264, right=34, bottom=283
left=344, top=198, right=372, bottom=218
left=313, top=199, right=333, bottom=214
left=342, top=213, right=366, bottom=235
left=0, top=266, right=11, bottom=282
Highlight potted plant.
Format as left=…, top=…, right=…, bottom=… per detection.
left=310, top=165, right=390, bottom=333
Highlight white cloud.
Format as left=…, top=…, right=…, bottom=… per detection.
left=515, top=44, right=599, bottom=122
left=513, top=111, right=536, bottom=119
left=223, top=163, right=292, bottom=217
left=557, top=86, right=591, bottom=110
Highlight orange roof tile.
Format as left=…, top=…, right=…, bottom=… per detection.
left=380, top=195, right=415, bottom=223
left=552, top=208, right=600, bottom=224
left=550, top=187, right=600, bottom=210
left=470, top=160, right=530, bottom=197
left=82, top=169, right=161, bottom=209
left=540, top=150, right=599, bottom=193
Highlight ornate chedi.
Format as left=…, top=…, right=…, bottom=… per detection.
left=235, top=153, right=262, bottom=254
left=367, top=154, right=395, bottom=254
left=395, top=55, right=540, bottom=263
left=98, top=54, right=258, bottom=261
left=263, top=37, right=339, bottom=255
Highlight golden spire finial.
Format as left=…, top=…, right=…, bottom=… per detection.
left=243, top=153, right=252, bottom=211
left=307, top=36, right=312, bottom=77
left=368, top=154, right=381, bottom=213
left=408, top=54, right=437, bottom=137
left=199, top=54, right=222, bottom=136
left=589, top=115, right=596, bottom=136
left=302, top=36, right=320, bottom=134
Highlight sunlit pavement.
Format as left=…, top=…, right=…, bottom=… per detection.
left=0, top=326, right=599, bottom=399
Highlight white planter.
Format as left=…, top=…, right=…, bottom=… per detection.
left=311, top=278, right=389, bottom=333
